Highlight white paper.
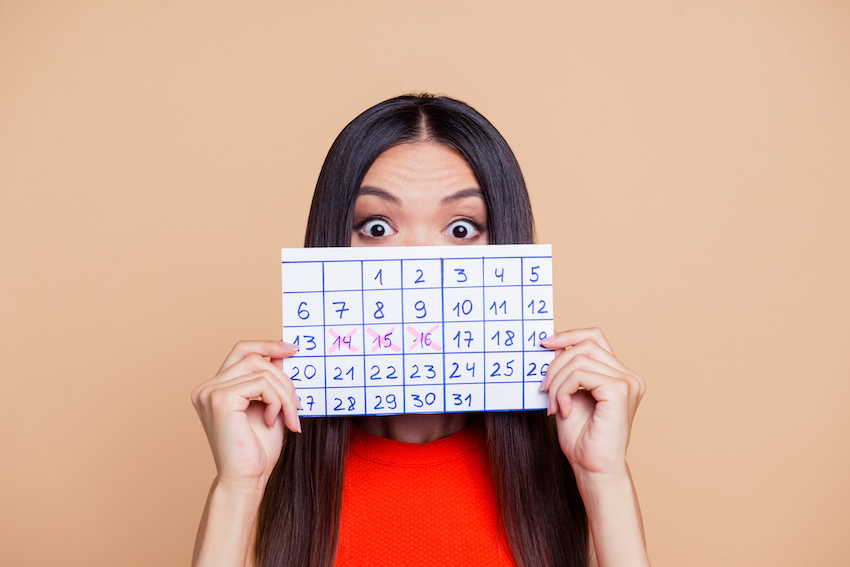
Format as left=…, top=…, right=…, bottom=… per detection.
left=281, top=244, right=555, bottom=416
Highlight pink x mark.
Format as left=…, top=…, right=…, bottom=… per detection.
left=366, top=326, right=402, bottom=353
left=327, top=327, right=358, bottom=353
left=406, top=324, right=442, bottom=351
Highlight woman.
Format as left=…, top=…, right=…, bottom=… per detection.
left=191, top=94, right=649, bottom=567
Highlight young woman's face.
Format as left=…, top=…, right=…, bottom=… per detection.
left=351, top=142, right=489, bottom=247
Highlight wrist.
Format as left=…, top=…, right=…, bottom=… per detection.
left=572, top=464, right=650, bottom=567
left=573, top=467, right=633, bottom=510
left=572, top=462, right=631, bottom=494
left=192, top=477, right=269, bottom=567
left=211, top=475, right=269, bottom=507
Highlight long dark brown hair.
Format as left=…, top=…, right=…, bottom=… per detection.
left=256, top=94, right=589, bottom=567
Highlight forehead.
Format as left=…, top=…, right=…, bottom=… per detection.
left=360, top=142, right=479, bottom=198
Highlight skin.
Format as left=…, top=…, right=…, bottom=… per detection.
left=191, top=142, right=650, bottom=566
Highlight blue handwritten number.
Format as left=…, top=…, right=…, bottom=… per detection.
left=293, top=335, right=316, bottom=351
left=411, top=392, right=436, bottom=407
left=374, top=394, right=397, bottom=411
left=452, top=330, right=473, bottom=348
left=491, top=361, right=513, bottom=376
left=527, top=330, right=548, bottom=347
left=453, top=300, right=473, bottom=316
left=491, top=330, right=514, bottom=346
left=452, top=393, right=472, bottom=407
left=527, top=299, right=548, bottom=314
left=333, top=301, right=348, bottom=318
left=333, top=366, right=354, bottom=381
left=333, top=397, right=356, bottom=412
left=489, top=301, right=507, bottom=315
left=297, top=302, right=309, bottom=320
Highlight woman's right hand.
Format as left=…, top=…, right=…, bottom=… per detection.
left=191, top=340, right=302, bottom=488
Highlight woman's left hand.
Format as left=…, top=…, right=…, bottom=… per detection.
left=540, top=327, right=646, bottom=478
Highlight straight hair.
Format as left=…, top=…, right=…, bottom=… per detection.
left=255, top=94, right=588, bottom=567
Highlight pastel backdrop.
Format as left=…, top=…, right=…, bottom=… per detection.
left=1, top=1, right=848, bottom=565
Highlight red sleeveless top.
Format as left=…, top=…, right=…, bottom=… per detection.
left=335, top=419, right=517, bottom=566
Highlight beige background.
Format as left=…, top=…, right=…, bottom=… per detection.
left=2, top=1, right=849, bottom=565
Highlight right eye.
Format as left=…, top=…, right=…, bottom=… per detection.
left=360, top=218, right=395, bottom=238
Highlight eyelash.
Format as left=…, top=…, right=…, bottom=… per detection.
left=354, top=216, right=394, bottom=238
left=446, top=218, right=483, bottom=238
left=353, top=216, right=485, bottom=238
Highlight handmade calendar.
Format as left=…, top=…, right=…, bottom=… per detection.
left=281, top=244, right=555, bottom=416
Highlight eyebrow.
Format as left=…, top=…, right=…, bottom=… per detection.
left=357, top=186, right=402, bottom=205
left=357, top=186, right=485, bottom=206
left=439, top=188, right=485, bottom=206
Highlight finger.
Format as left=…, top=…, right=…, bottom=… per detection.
left=205, top=373, right=284, bottom=427
left=540, top=328, right=614, bottom=355
left=213, top=352, right=298, bottom=395
left=268, top=358, right=303, bottom=409
left=228, top=362, right=303, bottom=427
left=542, top=339, right=631, bottom=390
left=206, top=354, right=303, bottom=423
left=548, top=361, right=633, bottom=419
left=218, top=340, right=299, bottom=374
left=207, top=372, right=302, bottom=433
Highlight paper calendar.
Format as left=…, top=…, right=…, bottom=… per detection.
left=281, top=244, right=555, bottom=416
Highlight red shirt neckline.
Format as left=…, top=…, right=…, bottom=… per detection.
left=348, top=418, right=486, bottom=468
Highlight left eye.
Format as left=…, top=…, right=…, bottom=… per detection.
left=361, top=218, right=394, bottom=238
left=446, top=220, right=478, bottom=239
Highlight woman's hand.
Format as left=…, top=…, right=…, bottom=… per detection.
left=191, top=340, right=302, bottom=488
left=540, top=328, right=646, bottom=478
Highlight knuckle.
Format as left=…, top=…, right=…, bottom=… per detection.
left=628, top=371, right=646, bottom=394
left=614, top=378, right=630, bottom=396
left=208, top=388, right=226, bottom=407
left=571, top=367, right=589, bottom=379
left=245, top=352, right=265, bottom=364
left=230, top=341, right=249, bottom=357
left=190, top=386, right=201, bottom=405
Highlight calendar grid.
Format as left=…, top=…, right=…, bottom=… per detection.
left=321, top=262, right=327, bottom=414
left=481, top=256, right=486, bottom=412
left=520, top=258, right=526, bottom=411
left=282, top=245, right=554, bottom=417
left=399, top=260, right=406, bottom=413
left=360, top=260, right=366, bottom=413
left=440, top=259, right=446, bottom=413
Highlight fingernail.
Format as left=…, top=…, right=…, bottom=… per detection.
left=296, top=416, right=302, bottom=433
left=281, top=341, right=300, bottom=351
left=296, top=397, right=303, bottom=410
left=548, top=398, right=555, bottom=416
left=540, top=336, right=555, bottom=346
